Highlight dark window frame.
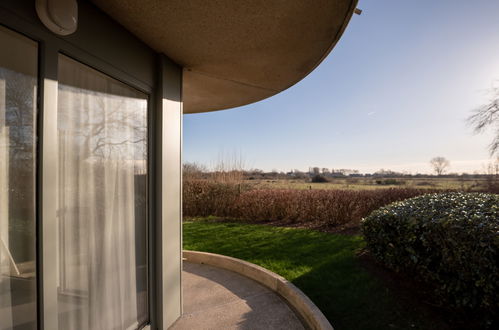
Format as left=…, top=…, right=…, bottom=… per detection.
left=0, top=2, right=161, bottom=328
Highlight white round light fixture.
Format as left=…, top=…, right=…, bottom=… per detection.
left=36, top=0, right=78, bottom=36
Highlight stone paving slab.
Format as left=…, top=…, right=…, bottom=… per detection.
left=170, top=262, right=305, bottom=330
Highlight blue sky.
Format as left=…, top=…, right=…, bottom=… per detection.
left=184, top=0, right=499, bottom=174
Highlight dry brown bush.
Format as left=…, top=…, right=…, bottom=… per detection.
left=183, top=180, right=248, bottom=217
left=231, top=188, right=434, bottom=226
left=183, top=181, right=437, bottom=227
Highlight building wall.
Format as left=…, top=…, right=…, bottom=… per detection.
left=0, top=1, right=183, bottom=328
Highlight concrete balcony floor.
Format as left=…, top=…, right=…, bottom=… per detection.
left=170, top=262, right=305, bottom=330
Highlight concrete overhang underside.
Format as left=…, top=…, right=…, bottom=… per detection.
left=91, top=0, right=358, bottom=113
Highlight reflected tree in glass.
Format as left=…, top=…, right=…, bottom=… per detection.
left=57, top=55, right=148, bottom=330
left=0, top=26, right=38, bottom=330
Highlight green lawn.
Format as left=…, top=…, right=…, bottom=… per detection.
left=183, top=220, right=445, bottom=330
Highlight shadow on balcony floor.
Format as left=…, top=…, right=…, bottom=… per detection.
left=170, top=262, right=305, bottom=330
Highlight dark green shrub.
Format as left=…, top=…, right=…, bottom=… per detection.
left=361, top=192, right=499, bottom=322
left=311, top=174, right=329, bottom=183
left=375, top=179, right=405, bottom=185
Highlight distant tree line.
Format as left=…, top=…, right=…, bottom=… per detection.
left=183, top=160, right=498, bottom=182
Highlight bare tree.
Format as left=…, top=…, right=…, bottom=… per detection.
left=430, top=156, right=450, bottom=175
left=211, top=150, right=246, bottom=183
left=484, top=157, right=499, bottom=193
left=468, top=84, right=499, bottom=156
left=183, top=162, right=207, bottom=181
left=311, top=167, right=320, bottom=175
left=59, top=94, right=147, bottom=160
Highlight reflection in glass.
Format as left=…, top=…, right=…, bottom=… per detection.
left=0, top=26, right=38, bottom=330
left=57, top=55, right=148, bottom=330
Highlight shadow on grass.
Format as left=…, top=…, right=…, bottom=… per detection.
left=183, top=220, right=450, bottom=330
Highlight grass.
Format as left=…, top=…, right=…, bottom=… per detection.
left=183, top=220, right=449, bottom=330
left=248, top=177, right=488, bottom=191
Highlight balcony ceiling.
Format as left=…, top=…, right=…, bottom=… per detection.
left=91, top=0, right=358, bottom=113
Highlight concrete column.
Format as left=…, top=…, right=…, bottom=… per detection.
left=156, top=54, right=183, bottom=329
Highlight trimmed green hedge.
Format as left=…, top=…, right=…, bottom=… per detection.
left=361, top=192, right=499, bottom=321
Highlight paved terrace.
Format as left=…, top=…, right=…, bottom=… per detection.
left=170, top=262, right=305, bottom=330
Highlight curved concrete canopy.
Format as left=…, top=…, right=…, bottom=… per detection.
left=91, top=0, right=358, bottom=113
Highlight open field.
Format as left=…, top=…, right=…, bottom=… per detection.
left=246, top=176, right=491, bottom=191
left=184, top=220, right=456, bottom=330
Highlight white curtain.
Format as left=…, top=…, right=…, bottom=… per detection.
left=57, top=55, right=147, bottom=330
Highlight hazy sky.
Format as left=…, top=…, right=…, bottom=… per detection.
left=184, top=0, right=499, bottom=174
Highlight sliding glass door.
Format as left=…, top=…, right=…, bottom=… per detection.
left=0, top=27, right=38, bottom=330
left=56, top=55, right=149, bottom=330
left=0, top=24, right=151, bottom=330
left=0, top=26, right=38, bottom=330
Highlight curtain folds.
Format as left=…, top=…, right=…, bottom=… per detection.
left=57, top=55, right=148, bottom=330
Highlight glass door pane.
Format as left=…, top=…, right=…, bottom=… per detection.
left=57, top=55, right=148, bottom=330
left=0, top=26, right=38, bottom=330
